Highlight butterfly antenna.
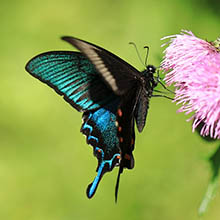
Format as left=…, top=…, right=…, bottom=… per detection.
left=115, top=166, right=123, bottom=203
left=129, top=42, right=145, bottom=68
left=144, top=46, right=150, bottom=66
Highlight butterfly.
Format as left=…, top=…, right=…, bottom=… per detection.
left=25, top=36, right=158, bottom=201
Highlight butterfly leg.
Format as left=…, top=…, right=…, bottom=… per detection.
left=151, top=94, right=173, bottom=100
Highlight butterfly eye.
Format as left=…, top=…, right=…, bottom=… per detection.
left=147, top=65, right=156, bottom=74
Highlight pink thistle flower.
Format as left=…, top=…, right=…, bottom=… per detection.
left=161, top=30, right=220, bottom=139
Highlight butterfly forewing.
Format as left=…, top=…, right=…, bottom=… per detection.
left=25, top=51, right=116, bottom=111
left=62, top=36, right=143, bottom=96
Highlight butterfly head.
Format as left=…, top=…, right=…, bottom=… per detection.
left=146, top=65, right=156, bottom=74
left=141, top=64, right=158, bottom=89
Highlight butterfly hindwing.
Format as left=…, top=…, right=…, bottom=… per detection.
left=25, top=51, right=116, bottom=111
left=62, top=36, right=143, bottom=96
left=114, top=89, right=139, bottom=201
left=80, top=99, right=121, bottom=198
left=116, top=88, right=140, bottom=171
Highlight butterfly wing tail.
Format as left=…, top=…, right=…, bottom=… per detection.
left=87, top=150, right=121, bottom=198
left=114, top=150, right=135, bottom=203
left=115, top=165, right=123, bottom=203
left=86, top=161, right=106, bottom=198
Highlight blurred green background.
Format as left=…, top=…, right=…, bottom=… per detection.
left=1, top=0, right=220, bottom=219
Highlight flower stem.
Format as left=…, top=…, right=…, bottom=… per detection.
left=198, top=144, right=220, bottom=216
left=198, top=176, right=218, bottom=216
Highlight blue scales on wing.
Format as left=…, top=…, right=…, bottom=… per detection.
left=25, top=51, right=121, bottom=198
left=81, top=99, right=121, bottom=198
left=25, top=51, right=116, bottom=111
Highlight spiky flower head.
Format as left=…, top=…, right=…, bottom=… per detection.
left=161, top=30, right=220, bottom=139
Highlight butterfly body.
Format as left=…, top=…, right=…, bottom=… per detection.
left=25, top=36, right=158, bottom=200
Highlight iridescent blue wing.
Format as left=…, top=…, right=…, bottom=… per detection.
left=25, top=51, right=116, bottom=111
left=26, top=50, right=122, bottom=198
left=81, top=99, right=121, bottom=198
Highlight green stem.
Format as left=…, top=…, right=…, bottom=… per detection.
left=198, top=176, right=219, bottom=216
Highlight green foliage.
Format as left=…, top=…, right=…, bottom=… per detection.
left=1, top=0, right=220, bottom=219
